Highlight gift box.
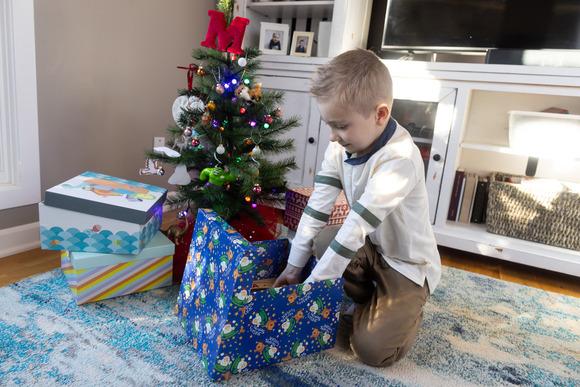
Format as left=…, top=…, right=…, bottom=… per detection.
left=284, top=187, right=350, bottom=231
left=39, top=171, right=167, bottom=254
left=61, top=231, right=174, bottom=305
left=177, top=209, right=344, bottom=381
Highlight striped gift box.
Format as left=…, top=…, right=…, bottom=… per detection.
left=61, top=231, right=174, bottom=305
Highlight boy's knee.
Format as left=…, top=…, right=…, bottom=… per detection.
left=350, top=333, right=408, bottom=367
left=350, top=341, right=407, bottom=367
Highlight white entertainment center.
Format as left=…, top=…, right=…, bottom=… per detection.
left=237, top=1, right=580, bottom=277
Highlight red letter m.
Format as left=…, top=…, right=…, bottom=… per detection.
left=201, top=10, right=249, bottom=55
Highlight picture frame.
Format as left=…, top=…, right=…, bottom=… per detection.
left=259, top=22, right=290, bottom=55
left=290, top=31, right=314, bottom=57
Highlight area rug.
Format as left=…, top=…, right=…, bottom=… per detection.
left=0, top=266, right=578, bottom=386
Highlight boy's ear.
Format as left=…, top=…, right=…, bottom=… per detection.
left=375, top=104, right=390, bottom=126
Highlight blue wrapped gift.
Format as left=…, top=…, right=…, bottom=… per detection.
left=177, top=208, right=344, bottom=381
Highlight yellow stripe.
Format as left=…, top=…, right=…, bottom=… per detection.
left=93, top=255, right=172, bottom=299
left=77, top=261, right=136, bottom=292
left=140, top=270, right=172, bottom=291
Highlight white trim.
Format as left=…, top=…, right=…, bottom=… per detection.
left=0, top=0, right=41, bottom=210
left=0, top=221, right=40, bottom=258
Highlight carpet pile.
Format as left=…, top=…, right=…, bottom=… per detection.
left=0, top=266, right=578, bottom=386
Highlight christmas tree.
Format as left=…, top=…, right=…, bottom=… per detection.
left=144, top=3, right=299, bottom=226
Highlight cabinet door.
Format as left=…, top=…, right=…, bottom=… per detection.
left=258, top=76, right=322, bottom=188
left=391, top=81, right=457, bottom=224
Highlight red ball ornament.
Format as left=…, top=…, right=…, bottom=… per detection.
left=231, top=54, right=237, bottom=61
left=274, top=108, right=283, bottom=118
left=191, top=137, right=200, bottom=147
left=264, top=115, right=273, bottom=124
left=252, top=184, right=262, bottom=195
left=240, top=108, right=246, bottom=114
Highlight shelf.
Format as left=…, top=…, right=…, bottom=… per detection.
left=434, top=222, right=580, bottom=277
left=460, top=141, right=580, bottom=161
left=247, top=1, right=334, bottom=19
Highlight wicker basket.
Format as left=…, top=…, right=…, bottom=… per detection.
left=486, top=172, right=580, bottom=251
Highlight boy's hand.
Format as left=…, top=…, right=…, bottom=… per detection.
left=273, top=263, right=302, bottom=288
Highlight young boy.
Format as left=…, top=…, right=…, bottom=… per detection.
left=273, top=49, right=441, bottom=367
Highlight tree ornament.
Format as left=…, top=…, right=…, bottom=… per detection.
left=252, top=184, right=262, bottom=195
left=252, top=145, right=261, bottom=157
left=200, top=166, right=236, bottom=187
left=183, top=127, right=192, bottom=137
left=168, top=164, right=192, bottom=185
left=238, top=57, right=247, bottom=67
left=197, top=67, right=205, bottom=76
left=216, top=84, right=225, bottom=95
left=264, top=115, right=273, bottom=124
left=139, top=158, right=163, bottom=176
left=172, top=96, right=205, bottom=127
left=157, top=166, right=165, bottom=176
left=202, top=112, right=211, bottom=125
left=200, top=10, right=249, bottom=55
left=207, top=101, right=216, bottom=111
left=191, top=137, right=201, bottom=147
left=216, top=144, right=225, bottom=154
left=235, top=83, right=262, bottom=103
left=240, top=107, right=246, bottom=114
left=274, top=108, right=283, bottom=118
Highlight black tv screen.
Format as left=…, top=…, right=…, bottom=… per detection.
left=379, top=0, right=580, bottom=52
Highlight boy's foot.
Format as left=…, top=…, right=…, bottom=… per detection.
left=342, top=303, right=356, bottom=325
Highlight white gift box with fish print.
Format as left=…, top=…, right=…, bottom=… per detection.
left=39, top=171, right=166, bottom=255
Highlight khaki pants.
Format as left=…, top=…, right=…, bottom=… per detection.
left=314, top=227, right=430, bottom=367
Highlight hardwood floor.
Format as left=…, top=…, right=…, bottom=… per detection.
left=1, top=213, right=579, bottom=297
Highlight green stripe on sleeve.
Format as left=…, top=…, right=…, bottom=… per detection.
left=352, top=202, right=381, bottom=228
left=314, top=175, right=342, bottom=189
left=304, top=205, right=330, bottom=223
left=329, top=239, right=357, bottom=260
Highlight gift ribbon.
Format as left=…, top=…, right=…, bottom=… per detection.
left=177, top=64, right=199, bottom=90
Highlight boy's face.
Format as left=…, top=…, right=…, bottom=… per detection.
left=318, top=99, right=389, bottom=157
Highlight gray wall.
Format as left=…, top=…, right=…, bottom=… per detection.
left=0, top=0, right=217, bottom=230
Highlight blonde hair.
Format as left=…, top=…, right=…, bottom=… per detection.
left=310, top=49, right=393, bottom=117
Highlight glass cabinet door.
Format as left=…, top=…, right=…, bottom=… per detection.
left=391, top=84, right=457, bottom=224
left=392, top=99, right=437, bottom=175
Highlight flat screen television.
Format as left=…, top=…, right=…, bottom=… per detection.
left=368, top=0, right=580, bottom=55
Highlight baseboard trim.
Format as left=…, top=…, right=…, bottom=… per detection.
left=0, top=222, right=41, bottom=259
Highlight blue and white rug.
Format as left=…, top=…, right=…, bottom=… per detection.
left=0, top=266, right=578, bottom=386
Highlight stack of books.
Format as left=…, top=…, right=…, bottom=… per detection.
left=447, top=169, right=489, bottom=224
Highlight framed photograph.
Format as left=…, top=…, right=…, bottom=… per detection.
left=291, top=31, right=314, bottom=57
left=259, top=22, right=290, bottom=55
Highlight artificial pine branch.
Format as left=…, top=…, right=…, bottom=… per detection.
left=146, top=44, right=298, bottom=223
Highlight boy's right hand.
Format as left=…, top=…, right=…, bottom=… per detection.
left=272, top=263, right=302, bottom=288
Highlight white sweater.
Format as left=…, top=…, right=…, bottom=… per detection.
left=288, top=119, right=441, bottom=294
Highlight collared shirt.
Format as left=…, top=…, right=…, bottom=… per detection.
left=288, top=118, right=441, bottom=293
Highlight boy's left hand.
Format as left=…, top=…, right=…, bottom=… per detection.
left=273, top=263, right=302, bottom=288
